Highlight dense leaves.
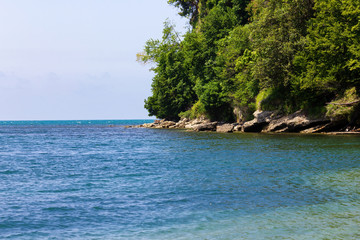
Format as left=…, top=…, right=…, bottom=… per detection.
left=140, top=0, right=360, bottom=122
left=139, top=22, right=196, bottom=121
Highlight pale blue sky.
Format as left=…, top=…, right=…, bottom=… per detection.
left=0, top=0, right=187, bottom=120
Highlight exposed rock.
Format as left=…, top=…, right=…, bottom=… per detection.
left=141, top=120, right=176, bottom=129
left=216, top=123, right=235, bottom=133
left=171, top=118, right=189, bottom=129
left=160, top=121, right=176, bottom=128
left=325, top=131, right=360, bottom=135
left=192, top=122, right=217, bottom=132
left=233, top=107, right=243, bottom=123
left=301, top=119, right=347, bottom=133
left=264, top=111, right=329, bottom=133
left=242, top=110, right=275, bottom=132
left=233, top=124, right=243, bottom=132
left=184, top=117, right=211, bottom=129
left=242, top=120, right=267, bottom=132
left=142, top=123, right=156, bottom=128
left=254, top=110, right=274, bottom=122
left=136, top=110, right=343, bottom=134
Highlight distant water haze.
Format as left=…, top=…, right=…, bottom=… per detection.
left=0, top=0, right=187, bottom=120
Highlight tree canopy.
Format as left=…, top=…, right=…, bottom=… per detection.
left=139, top=0, right=360, bottom=123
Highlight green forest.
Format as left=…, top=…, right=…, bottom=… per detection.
left=138, top=0, right=360, bottom=124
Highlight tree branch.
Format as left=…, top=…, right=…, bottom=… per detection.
left=327, top=100, right=360, bottom=106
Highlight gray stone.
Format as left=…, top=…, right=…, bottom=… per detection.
left=242, top=110, right=276, bottom=132
left=233, top=124, right=243, bottom=132
left=216, top=123, right=235, bottom=133
left=264, top=110, right=329, bottom=132
left=193, top=122, right=217, bottom=132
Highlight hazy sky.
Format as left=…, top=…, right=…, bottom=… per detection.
left=0, top=0, right=188, bottom=120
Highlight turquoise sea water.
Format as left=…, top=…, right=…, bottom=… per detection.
left=0, top=120, right=359, bottom=239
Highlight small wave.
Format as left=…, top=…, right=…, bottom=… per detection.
left=38, top=188, right=80, bottom=193
left=42, top=206, right=76, bottom=212
left=0, top=170, right=21, bottom=175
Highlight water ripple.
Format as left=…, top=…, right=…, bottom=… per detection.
left=0, top=121, right=359, bottom=239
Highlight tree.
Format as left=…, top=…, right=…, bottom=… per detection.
left=247, top=0, right=314, bottom=111
left=168, top=0, right=201, bottom=25
left=297, top=0, right=360, bottom=92
left=138, top=22, right=196, bottom=120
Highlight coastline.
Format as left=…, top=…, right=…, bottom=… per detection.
left=128, top=110, right=360, bottom=134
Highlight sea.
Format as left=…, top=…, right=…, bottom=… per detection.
left=0, top=120, right=359, bottom=239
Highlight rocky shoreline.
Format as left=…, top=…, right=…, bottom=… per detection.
left=129, top=110, right=360, bottom=134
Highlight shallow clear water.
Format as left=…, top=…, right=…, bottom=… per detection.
left=0, top=120, right=359, bottom=239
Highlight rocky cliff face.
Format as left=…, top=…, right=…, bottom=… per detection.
left=132, top=110, right=359, bottom=134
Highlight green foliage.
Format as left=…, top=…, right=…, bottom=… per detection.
left=179, top=100, right=207, bottom=119
left=255, top=88, right=272, bottom=110
left=248, top=0, right=313, bottom=90
left=168, top=0, right=251, bottom=27
left=199, top=81, right=235, bottom=121
left=140, top=22, right=196, bottom=121
left=326, top=87, right=360, bottom=121
left=255, top=87, right=291, bottom=112
left=200, top=5, right=237, bottom=45
left=139, top=0, right=360, bottom=124
left=297, top=0, right=360, bottom=92
left=168, top=0, right=200, bottom=25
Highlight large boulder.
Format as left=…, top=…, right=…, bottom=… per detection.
left=233, top=124, right=243, bottom=132
left=264, top=111, right=329, bottom=132
left=142, top=123, right=156, bottom=128
left=184, top=117, right=211, bottom=129
left=182, top=117, right=217, bottom=131
left=193, top=122, right=217, bottom=132
left=141, top=119, right=176, bottom=129
left=160, top=121, right=176, bottom=128
left=216, top=123, right=235, bottom=133
left=300, top=119, right=345, bottom=133
left=242, top=111, right=275, bottom=132
left=171, top=118, right=190, bottom=129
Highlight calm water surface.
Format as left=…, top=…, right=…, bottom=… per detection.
left=0, top=120, right=359, bottom=239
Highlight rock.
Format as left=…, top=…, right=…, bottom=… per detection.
left=173, top=118, right=190, bottom=129
left=216, top=123, right=235, bottom=133
left=301, top=119, right=346, bottom=133
left=184, top=117, right=211, bottom=129
left=141, top=120, right=176, bottom=129
left=142, top=123, right=156, bottom=128
left=233, top=124, right=243, bottom=132
left=193, top=122, right=217, bottom=132
left=253, top=110, right=274, bottom=122
left=242, top=120, right=268, bottom=132
left=264, top=110, right=329, bottom=132
left=183, top=117, right=217, bottom=131
left=161, top=121, right=176, bottom=128
left=242, top=110, right=275, bottom=132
